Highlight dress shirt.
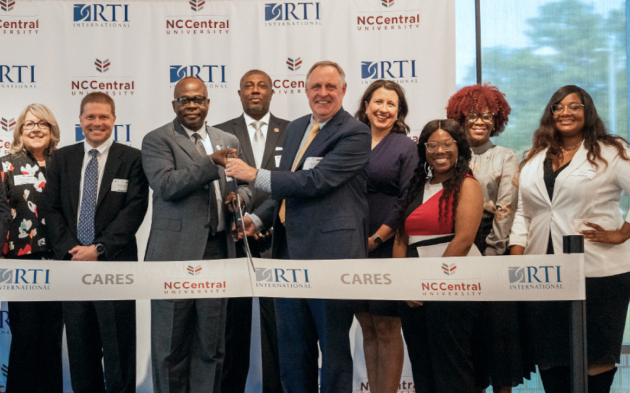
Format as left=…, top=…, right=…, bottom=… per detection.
left=243, top=112, right=271, bottom=169
left=183, top=124, right=225, bottom=232
left=250, top=116, right=329, bottom=230
left=254, top=116, right=328, bottom=193
left=77, top=136, right=113, bottom=223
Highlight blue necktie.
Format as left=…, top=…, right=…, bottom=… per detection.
left=78, top=149, right=98, bottom=246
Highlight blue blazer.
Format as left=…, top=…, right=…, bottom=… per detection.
left=254, top=107, right=371, bottom=260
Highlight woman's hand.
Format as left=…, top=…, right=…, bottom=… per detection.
left=406, top=300, right=423, bottom=308
left=580, top=222, right=630, bottom=245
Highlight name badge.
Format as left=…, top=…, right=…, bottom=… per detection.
left=303, top=157, right=323, bottom=170
left=275, top=155, right=282, bottom=167
left=111, top=179, right=129, bottom=192
left=14, top=175, right=37, bottom=186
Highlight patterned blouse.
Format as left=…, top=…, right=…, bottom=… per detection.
left=469, top=140, right=520, bottom=256
left=0, top=151, right=49, bottom=257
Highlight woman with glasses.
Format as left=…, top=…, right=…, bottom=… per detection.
left=3, top=103, right=63, bottom=393
left=394, top=119, right=483, bottom=392
left=510, top=85, right=630, bottom=393
left=447, top=84, right=528, bottom=393
left=353, top=80, right=418, bottom=393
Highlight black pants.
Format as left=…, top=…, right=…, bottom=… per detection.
left=64, top=300, right=137, bottom=393
left=6, top=300, right=63, bottom=393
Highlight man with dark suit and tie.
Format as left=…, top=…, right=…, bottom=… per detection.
left=226, top=61, right=371, bottom=393
left=142, top=76, right=251, bottom=393
left=43, top=92, right=149, bottom=393
left=214, top=69, right=288, bottom=393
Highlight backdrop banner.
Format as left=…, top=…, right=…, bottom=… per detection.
left=0, top=0, right=456, bottom=391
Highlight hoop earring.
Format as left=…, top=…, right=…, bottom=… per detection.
left=424, top=162, right=433, bottom=179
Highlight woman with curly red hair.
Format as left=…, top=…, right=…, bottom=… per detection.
left=447, top=84, right=529, bottom=393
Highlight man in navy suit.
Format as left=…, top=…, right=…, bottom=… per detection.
left=43, top=92, right=149, bottom=393
left=226, top=61, right=371, bottom=393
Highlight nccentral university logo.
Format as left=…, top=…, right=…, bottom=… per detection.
left=0, top=0, right=15, bottom=12
left=95, top=58, right=110, bottom=73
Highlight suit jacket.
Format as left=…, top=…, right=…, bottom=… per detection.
left=142, top=119, right=251, bottom=261
left=214, top=113, right=289, bottom=213
left=254, top=107, right=371, bottom=260
left=510, top=142, right=630, bottom=277
left=43, top=142, right=149, bottom=261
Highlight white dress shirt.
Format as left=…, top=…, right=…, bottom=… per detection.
left=77, top=136, right=114, bottom=223
left=243, top=112, right=271, bottom=169
left=183, top=124, right=225, bottom=232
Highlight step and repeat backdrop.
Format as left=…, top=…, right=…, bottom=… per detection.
left=0, top=0, right=455, bottom=391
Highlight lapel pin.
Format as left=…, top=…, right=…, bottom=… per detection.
left=274, top=128, right=279, bottom=133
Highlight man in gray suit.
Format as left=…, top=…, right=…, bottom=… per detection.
left=142, top=76, right=251, bottom=393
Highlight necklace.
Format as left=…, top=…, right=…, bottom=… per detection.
left=561, top=140, right=583, bottom=152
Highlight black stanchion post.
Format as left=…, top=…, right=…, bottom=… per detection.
left=563, top=235, right=587, bottom=393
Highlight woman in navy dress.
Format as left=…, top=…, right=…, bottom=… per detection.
left=353, top=80, right=418, bottom=393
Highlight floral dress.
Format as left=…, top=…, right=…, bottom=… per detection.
left=0, top=151, right=49, bottom=257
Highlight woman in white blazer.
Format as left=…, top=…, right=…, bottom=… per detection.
left=510, top=85, right=630, bottom=393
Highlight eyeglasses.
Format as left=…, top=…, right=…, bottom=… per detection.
left=466, top=112, right=494, bottom=123
left=551, top=103, right=584, bottom=115
left=425, top=140, right=457, bottom=153
left=174, top=96, right=208, bottom=106
left=22, top=121, right=50, bottom=131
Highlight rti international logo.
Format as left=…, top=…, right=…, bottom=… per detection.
left=271, top=57, right=306, bottom=95
left=0, top=309, right=8, bottom=332
left=73, top=3, right=130, bottom=28
left=360, top=60, right=417, bottom=85
left=76, top=124, right=131, bottom=144
left=508, top=265, right=563, bottom=290
left=0, top=267, right=51, bottom=290
left=264, top=2, right=321, bottom=27
left=71, top=58, right=135, bottom=97
left=0, top=65, right=36, bottom=89
left=169, top=65, right=227, bottom=90
left=255, top=267, right=311, bottom=289
left=165, top=1, right=229, bottom=36
left=356, top=0, right=420, bottom=31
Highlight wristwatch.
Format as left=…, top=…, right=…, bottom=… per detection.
left=372, top=235, right=383, bottom=248
left=94, top=243, right=105, bottom=255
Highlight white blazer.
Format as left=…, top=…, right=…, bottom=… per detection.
left=510, top=142, right=630, bottom=277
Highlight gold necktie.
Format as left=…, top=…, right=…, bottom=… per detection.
left=279, top=122, right=319, bottom=223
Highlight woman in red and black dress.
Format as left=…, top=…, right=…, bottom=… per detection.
left=394, top=119, right=483, bottom=392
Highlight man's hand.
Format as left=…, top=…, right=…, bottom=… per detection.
left=224, top=191, right=245, bottom=214
left=406, top=300, right=424, bottom=308
left=209, top=148, right=237, bottom=167
left=233, top=215, right=259, bottom=241
left=69, top=245, right=99, bottom=261
left=225, top=158, right=258, bottom=182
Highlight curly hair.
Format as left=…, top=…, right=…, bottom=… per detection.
left=446, top=83, right=511, bottom=136
left=396, top=119, right=473, bottom=238
left=354, top=79, right=410, bottom=135
left=521, top=85, right=629, bottom=169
